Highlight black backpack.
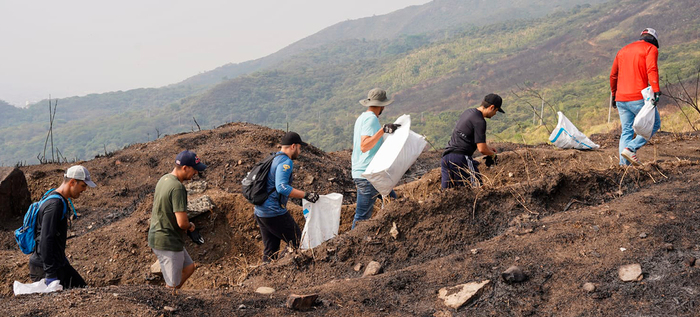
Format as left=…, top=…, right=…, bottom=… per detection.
left=242, top=153, right=283, bottom=205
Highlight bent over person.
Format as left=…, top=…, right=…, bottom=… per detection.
left=441, top=93, right=503, bottom=188
left=148, top=150, right=206, bottom=294
left=254, top=132, right=319, bottom=263
left=610, top=28, right=661, bottom=166
left=29, top=165, right=96, bottom=289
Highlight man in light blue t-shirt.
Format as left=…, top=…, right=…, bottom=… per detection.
left=351, top=88, right=400, bottom=229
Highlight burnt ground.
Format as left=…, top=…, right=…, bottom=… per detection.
left=1, top=122, right=699, bottom=316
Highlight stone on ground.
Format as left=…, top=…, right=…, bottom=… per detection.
left=0, top=167, right=32, bottom=221
left=501, top=266, right=527, bottom=284
left=353, top=263, right=363, bottom=272
left=150, top=260, right=162, bottom=275
left=582, top=282, right=596, bottom=292
left=390, top=222, right=399, bottom=239
left=187, top=195, right=215, bottom=219
left=255, top=286, right=275, bottom=294
left=362, top=261, right=383, bottom=277
left=618, top=264, right=643, bottom=282
left=438, top=280, right=491, bottom=309
left=286, top=293, right=319, bottom=311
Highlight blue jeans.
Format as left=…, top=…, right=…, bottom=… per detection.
left=352, top=178, right=396, bottom=229
left=617, top=99, right=661, bottom=165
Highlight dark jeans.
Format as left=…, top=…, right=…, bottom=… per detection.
left=29, top=262, right=87, bottom=289
left=441, top=153, right=481, bottom=188
left=352, top=178, right=396, bottom=229
left=255, top=212, right=301, bottom=263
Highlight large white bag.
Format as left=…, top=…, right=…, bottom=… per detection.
left=13, top=279, right=63, bottom=295
left=633, top=86, right=657, bottom=140
left=549, top=111, right=600, bottom=150
left=361, top=114, right=427, bottom=196
left=300, top=193, right=342, bottom=250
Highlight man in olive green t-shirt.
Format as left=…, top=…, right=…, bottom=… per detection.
left=148, top=150, right=207, bottom=294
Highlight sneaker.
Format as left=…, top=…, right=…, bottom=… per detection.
left=621, top=148, right=641, bottom=166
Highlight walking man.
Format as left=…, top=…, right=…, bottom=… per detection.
left=148, top=150, right=206, bottom=294
left=441, top=94, right=504, bottom=188
left=254, top=132, right=319, bottom=263
left=351, top=88, right=400, bottom=229
left=610, top=28, right=661, bottom=166
left=29, top=165, right=96, bottom=289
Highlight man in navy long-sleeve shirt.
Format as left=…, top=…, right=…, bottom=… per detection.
left=254, top=132, right=319, bottom=263
left=29, top=165, right=96, bottom=289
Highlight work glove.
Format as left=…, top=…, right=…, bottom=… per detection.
left=653, top=92, right=661, bottom=106
left=304, top=192, right=320, bottom=203
left=484, top=154, right=497, bottom=167
left=45, top=277, right=58, bottom=285
left=187, top=228, right=205, bottom=245
left=611, top=95, right=616, bottom=109
left=382, top=123, right=401, bottom=134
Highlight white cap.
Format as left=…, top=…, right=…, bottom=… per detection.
left=641, top=28, right=658, bottom=41
left=64, top=165, right=96, bottom=187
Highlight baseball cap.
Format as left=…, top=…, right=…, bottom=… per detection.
left=641, top=28, right=658, bottom=41
left=281, top=131, right=308, bottom=146
left=484, top=93, right=504, bottom=113
left=176, top=150, right=207, bottom=172
left=64, top=165, right=96, bottom=187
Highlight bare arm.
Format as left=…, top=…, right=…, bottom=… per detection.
left=360, top=129, right=384, bottom=153
left=477, top=143, right=496, bottom=156
left=174, top=212, right=194, bottom=232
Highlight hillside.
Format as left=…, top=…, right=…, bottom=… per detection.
left=1, top=122, right=699, bottom=315
left=0, top=0, right=617, bottom=165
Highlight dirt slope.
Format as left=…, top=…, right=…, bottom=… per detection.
left=1, top=123, right=699, bottom=316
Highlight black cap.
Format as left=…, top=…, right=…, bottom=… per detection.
left=484, top=93, right=504, bottom=113
left=281, top=131, right=308, bottom=146
left=176, top=150, right=207, bottom=171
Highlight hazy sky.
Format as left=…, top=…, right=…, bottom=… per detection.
left=0, top=0, right=431, bottom=107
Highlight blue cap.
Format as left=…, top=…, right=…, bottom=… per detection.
left=175, top=150, right=207, bottom=171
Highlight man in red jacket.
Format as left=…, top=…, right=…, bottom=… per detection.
left=610, top=28, right=661, bottom=166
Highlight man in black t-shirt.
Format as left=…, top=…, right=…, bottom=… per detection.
left=29, top=165, right=96, bottom=289
left=441, top=94, right=504, bottom=188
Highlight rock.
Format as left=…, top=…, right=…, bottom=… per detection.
left=362, top=261, right=383, bottom=277
left=437, top=280, right=491, bottom=309
left=0, top=167, right=32, bottom=221
left=664, top=243, right=674, bottom=251
left=304, top=175, right=315, bottom=185
left=163, top=306, right=177, bottom=312
left=187, top=195, right=215, bottom=219
left=618, top=264, right=643, bottom=282
left=353, top=263, right=363, bottom=272
left=255, top=286, right=275, bottom=294
left=639, top=232, right=647, bottom=239
left=185, top=180, right=207, bottom=194
left=150, top=260, right=162, bottom=275
left=238, top=160, right=243, bottom=165
left=390, top=222, right=399, bottom=240
left=501, top=266, right=527, bottom=284
left=434, top=311, right=454, bottom=317
left=582, top=283, right=596, bottom=292
left=286, top=293, right=319, bottom=311
left=470, top=248, right=479, bottom=255
left=237, top=304, right=246, bottom=310
left=684, top=257, right=696, bottom=267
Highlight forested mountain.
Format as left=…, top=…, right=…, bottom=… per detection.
left=2, top=0, right=699, bottom=165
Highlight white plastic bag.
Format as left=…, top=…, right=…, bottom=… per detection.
left=361, top=114, right=428, bottom=196
left=300, top=193, right=343, bottom=250
left=633, top=86, right=656, bottom=140
left=549, top=111, right=600, bottom=150
left=13, top=279, right=63, bottom=295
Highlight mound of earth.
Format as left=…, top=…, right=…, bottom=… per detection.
left=1, top=122, right=699, bottom=316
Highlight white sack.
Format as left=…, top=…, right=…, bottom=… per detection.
left=300, top=193, right=343, bottom=250
left=549, top=111, right=600, bottom=150
left=633, top=86, right=657, bottom=140
left=13, top=279, right=63, bottom=295
left=361, top=114, right=428, bottom=196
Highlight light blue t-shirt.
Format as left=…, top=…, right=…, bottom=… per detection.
left=254, top=152, right=295, bottom=218
left=352, top=111, right=382, bottom=178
